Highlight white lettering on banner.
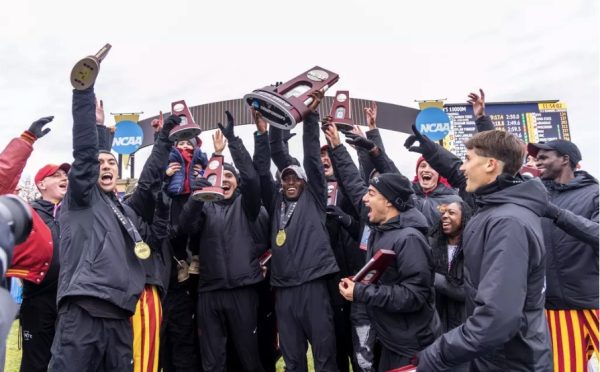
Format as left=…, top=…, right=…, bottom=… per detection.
left=421, top=122, right=451, bottom=132
left=113, top=136, right=143, bottom=147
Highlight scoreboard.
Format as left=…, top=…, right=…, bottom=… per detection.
left=442, top=101, right=570, bottom=159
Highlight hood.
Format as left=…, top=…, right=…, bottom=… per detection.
left=371, top=207, right=429, bottom=235
left=31, top=198, right=58, bottom=218
left=475, top=174, right=548, bottom=217
left=544, top=170, right=598, bottom=192
left=413, top=182, right=457, bottom=198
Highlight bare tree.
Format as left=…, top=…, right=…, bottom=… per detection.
left=18, top=176, right=40, bottom=202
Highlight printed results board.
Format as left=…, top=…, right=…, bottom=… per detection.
left=442, top=102, right=570, bottom=159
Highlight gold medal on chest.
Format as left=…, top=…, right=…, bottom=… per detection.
left=276, top=229, right=287, bottom=247
left=134, top=241, right=151, bottom=260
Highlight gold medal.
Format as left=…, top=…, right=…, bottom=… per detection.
left=276, top=229, right=287, bottom=247
left=134, top=241, right=151, bottom=260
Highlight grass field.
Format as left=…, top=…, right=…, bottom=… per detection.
left=4, top=321, right=21, bottom=372
left=4, top=320, right=324, bottom=372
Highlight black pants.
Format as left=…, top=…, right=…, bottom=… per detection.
left=275, top=279, right=337, bottom=372
left=19, top=291, right=57, bottom=372
left=49, top=302, right=133, bottom=372
left=197, top=286, right=264, bottom=372
left=160, top=286, right=201, bottom=372
left=377, top=347, right=410, bottom=372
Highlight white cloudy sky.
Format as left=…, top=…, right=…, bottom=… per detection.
left=0, top=0, right=598, bottom=182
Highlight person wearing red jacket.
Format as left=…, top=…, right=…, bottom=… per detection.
left=1, top=116, right=72, bottom=372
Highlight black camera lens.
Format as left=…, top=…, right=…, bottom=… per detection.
left=0, top=195, right=33, bottom=245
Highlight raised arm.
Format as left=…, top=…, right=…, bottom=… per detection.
left=219, top=111, right=261, bottom=220
left=0, top=117, right=53, bottom=194
left=125, top=115, right=180, bottom=222
left=68, top=87, right=99, bottom=208
left=252, top=116, right=277, bottom=217
left=303, top=92, right=328, bottom=204
left=324, top=122, right=368, bottom=217
left=468, top=89, right=495, bottom=133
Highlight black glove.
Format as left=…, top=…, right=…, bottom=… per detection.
left=403, top=124, right=437, bottom=155
left=161, top=115, right=182, bottom=135
left=283, top=131, right=296, bottom=144
left=191, top=176, right=212, bottom=191
left=326, top=205, right=353, bottom=228
left=344, top=132, right=376, bottom=152
left=28, top=116, right=53, bottom=138
left=217, top=111, right=235, bottom=141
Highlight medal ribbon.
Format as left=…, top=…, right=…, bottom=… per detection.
left=279, top=201, right=298, bottom=231
left=101, top=193, right=144, bottom=244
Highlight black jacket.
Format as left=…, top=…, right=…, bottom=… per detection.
left=429, top=231, right=466, bottom=334
left=330, top=143, right=440, bottom=357
left=418, top=176, right=553, bottom=371
left=23, top=199, right=61, bottom=298
left=179, top=136, right=266, bottom=291
left=254, top=112, right=339, bottom=287
left=543, top=170, right=599, bottom=310
left=57, top=87, right=155, bottom=315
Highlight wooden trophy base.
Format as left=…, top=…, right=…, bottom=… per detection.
left=70, top=57, right=99, bottom=90
left=333, top=120, right=354, bottom=132
left=192, top=187, right=225, bottom=202
left=244, top=90, right=302, bottom=130
left=169, top=125, right=202, bottom=142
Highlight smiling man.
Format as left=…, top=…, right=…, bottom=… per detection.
left=527, top=140, right=599, bottom=372
left=417, top=130, right=552, bottom=371
left=254, top=92, right=340, bottom=372
left=322, top=122, right=439, bottom=371
left=412, top=157, right=461, bottom=227
left=49, top=83, right=163, bottom=371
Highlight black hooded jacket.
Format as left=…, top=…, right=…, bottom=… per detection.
left=329, top=143, right=440, bottom=358
left=58, top=87, right=159, bottom=315
left=253, top=112, right=339, bottom=287
left=418, top=176, right=553, bottom=372
left=542, top=170, right=599, bottom=310
left=178, top=136, right=267, bottom=292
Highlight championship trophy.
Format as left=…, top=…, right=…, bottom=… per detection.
left=169, top=100, right=202, bottom=142
left=351, top=249, right=396, bottom=285
left=328, top=90, right=354, bottom=131
left=243, top=66, right=340, bottom=130
left=70, top=44, right=112, bottom=90
left=192, top=155, right=225, bottom=202
left=327, top=181, right=338, bottom=206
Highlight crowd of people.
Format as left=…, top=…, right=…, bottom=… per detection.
left=1, top=69, right=598, bottom=372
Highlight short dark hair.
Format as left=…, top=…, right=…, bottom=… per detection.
left=464, top=130, right=524, bottom=176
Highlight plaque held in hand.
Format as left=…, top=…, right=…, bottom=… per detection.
left=192, top=154, right=225, bottom=202
left=328, top=90, right=354, bottom=132
left=169, top=100, right=202, bottom=142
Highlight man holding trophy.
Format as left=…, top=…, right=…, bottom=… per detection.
left=177, top=111, right=268, bottom=372
left=253, top=89, right=340, bottom=372
left=49, top=46, right=167, bottom=372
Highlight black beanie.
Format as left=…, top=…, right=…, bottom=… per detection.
left=223, top=163, right=240, bottom=184
left=369, top=173, right=414, bottom=212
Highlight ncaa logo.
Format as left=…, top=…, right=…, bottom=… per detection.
left=112, top=120, right=144, bottom=154
left=416, top=107, right=452, bottom=141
